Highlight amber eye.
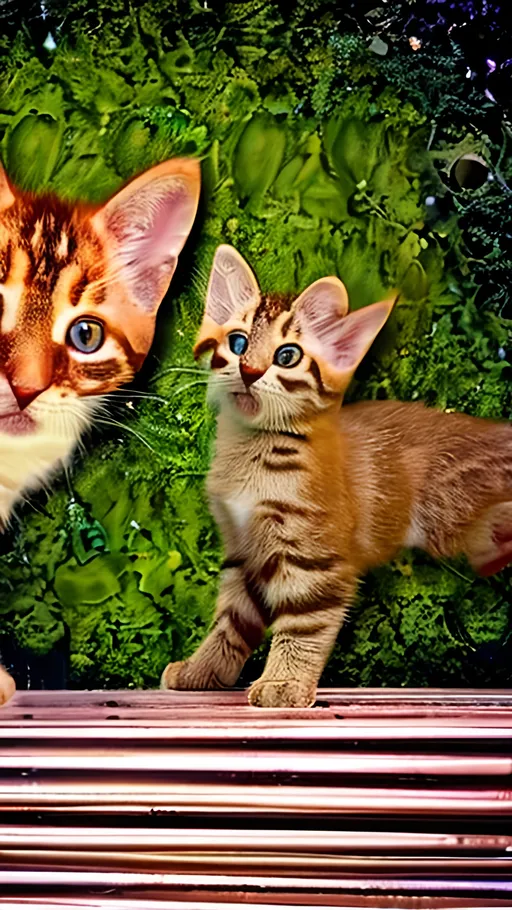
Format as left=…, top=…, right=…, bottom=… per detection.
left=274, top=344, right=303, bottom=368
left=228, top=332, right=249, bottom=356
left=67, top=319, right=104, bottom=354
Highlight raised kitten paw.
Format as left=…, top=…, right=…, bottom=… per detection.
left=160, top=659, right=226, bottom=691
left=0, top=667, right=15, bottom=706
left=248, top=677, right=316, bottom=708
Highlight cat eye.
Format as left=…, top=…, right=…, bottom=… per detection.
left=274, top=344, right=303, bottom=368
left=227, top=332, right=249, bottom=356
left=67, top=319, right=104, bottom=354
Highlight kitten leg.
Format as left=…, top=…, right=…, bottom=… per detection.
left=0, top=666, right=15, bottom=706
left=161, top=567, right=267, bottom=691
left=248, top=594, right=354, bottom=709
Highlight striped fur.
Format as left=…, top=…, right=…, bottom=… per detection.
left=161, top=246, right=512, bottom=708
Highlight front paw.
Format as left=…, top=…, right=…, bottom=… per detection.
left=0, top=667, right=15, bottom=706
left=248, top=677, right=316, bottom=708
left=160, top=659, right=227, bottom=691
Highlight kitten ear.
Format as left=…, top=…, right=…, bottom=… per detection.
left=293, top=276, right=349, bottom=324
left=295, top=278, right=396, bottom=373
left=205, top=245, right=260, bottom=323
left=322, top=298, right=396, bottom=373
left=0, top=163, right=15, bottom=211
left=91, top=158, right=201, bottom=314
left=292, top=275, right=349, bottom=362
left=194, top=245, right=260, bottom=359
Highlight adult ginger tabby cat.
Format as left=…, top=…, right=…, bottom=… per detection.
left=0, top=157, right=200, bottom=704
left=161, top=244, right=512, bottom=708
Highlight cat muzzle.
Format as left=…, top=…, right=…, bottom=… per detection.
left=240, top=364, right=265, bottom=388
left=8, top=383, right=48, bottom=410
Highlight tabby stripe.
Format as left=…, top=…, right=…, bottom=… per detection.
left=272, top=445, right=299, bottom=456
left=217, top=625, right=247, bottom=658
left=69, top=273, right=90, bottom=307
left=278, top=430, right=309, bottom=442
left=221, top=558, right=244, bottom=570
left=244, top=575, right=272, bottom=625
left=259, top=499, right=313, bottom=517
left=1, top=240, right=11, bottom=282
left=260, top=554, right=280, bottom=582
left=308, top=358, right=338, bottom=399
left=79, top=359, right=119, bottom=382
left=108, top=326, right=142, bottom=368
left=280, top=314, right=293, bottom=337
left=278, top=376, right=312, bottom=393
left=308, top=358, right=324, bottom=394
left=262, top=459, right=304, bottom=471
left=284, top=553, right=343, bottom=571
left=277, top=592, right=344, bottom=616
left=225, top=607, right=264, bottom=651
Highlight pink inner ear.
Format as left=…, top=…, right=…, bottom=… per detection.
left=329, top=317, right=372, bottom=370
left=206, top=246, right=259, bottom=325
left=299, top=300, right=393, bottom=373
left=299, top=298, right=341, bottom=351
left=103, top=178, right=197, bottom=313
left=292, top=278, right=349, bottom=357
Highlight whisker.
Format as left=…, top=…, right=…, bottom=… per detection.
left=105, top=390, right=170, bottom=405
left=150, top=366, right=208, bottom=383
left=19, top=496, right=47, bottom=517
left=97, top=418, right=158, bottom=453
left=167, top=379, right=209, bottom=398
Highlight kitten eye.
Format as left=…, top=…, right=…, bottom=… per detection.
left=67, top=319, right=104, bottom=354
left=227, top=332, right=249, bottom=356
left=274, top=344, right=303, bottom=368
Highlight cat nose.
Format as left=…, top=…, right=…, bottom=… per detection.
left=240, top=364, right=265, bottom=388
left=10, top=385, right=43, bottom=410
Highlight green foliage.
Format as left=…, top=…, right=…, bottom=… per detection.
left=0, top=1, right=510, bottom=688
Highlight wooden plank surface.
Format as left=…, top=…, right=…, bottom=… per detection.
left=0, top=688, right=511, bottom=904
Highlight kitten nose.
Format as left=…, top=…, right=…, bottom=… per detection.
left=240, top=364, right=265, bottom=388
left=10, top=385, right=42, bottom=410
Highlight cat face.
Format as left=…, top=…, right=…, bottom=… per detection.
left=0, top=159, right=200, bottom=437
left=195, top=245, right=395, bottom=431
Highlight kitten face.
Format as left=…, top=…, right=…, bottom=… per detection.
left=204, top=294, right=338, bottom=430
left=0, top=198, right=130, bottom=434
left=195, top=245, right=395, bottom=432
left=0, top=159, right=201, bottom=438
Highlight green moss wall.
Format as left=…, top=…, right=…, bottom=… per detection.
left=0, top=1, right=510, bottom=688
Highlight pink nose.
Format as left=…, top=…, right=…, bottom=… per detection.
left=10, top=386, right=42, bottom=410
left=240, top=365, right=265, bottom=388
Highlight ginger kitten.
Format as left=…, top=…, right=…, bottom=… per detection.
left=0, top=158, right=200, bottom=705
left=161, top=245, right=512, bottom=708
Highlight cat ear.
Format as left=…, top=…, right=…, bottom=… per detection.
left=0, top=163, right=15, bottom=211
left=91, top=158, right=201, bottom=314
left=194, top=245, right=260, bottom=359
left=293, top=276, right=349, bottom=324
left=205, top=245, right=260, bottom=323
left=295, top=285, right=396, bottom=374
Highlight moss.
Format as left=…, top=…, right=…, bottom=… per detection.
left=0, top=1, right=510, bottom=688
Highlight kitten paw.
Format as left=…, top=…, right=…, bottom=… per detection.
left=0, top=667, right=15, bottom=706
left=160, top=660, right=227, bottom=691
left=248, top=677, right=316, bottom=708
